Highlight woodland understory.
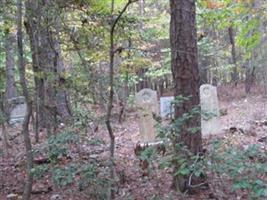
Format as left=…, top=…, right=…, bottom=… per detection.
left=1, top=0, right=267, bottom=199
left=0, top=85, right=267, bottom=200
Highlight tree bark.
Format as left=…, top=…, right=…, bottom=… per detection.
left=136, top=0, right=148, bottom=91
left=25, top=0, right=72, bottom=133
left=228, top=26, right=238, bottom=86
left=5, top=31, right=17, bottom=100
left=24, top=0, right=46, bottom=132
left=54, top=16, right=72, bottom=124
left=17, top=0, right=33, bottom=199
left=170, top=0, right=204, bottom=193
left=245, top=63, right=255, bottom=94
left=0, top=93, right=9, bottom=154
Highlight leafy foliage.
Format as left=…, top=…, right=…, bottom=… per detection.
left=209, top=141, right=267, bottom=199
left=47, top=130, right=80, bottom=163
left=158, top=98, right=267, bottom=197
left=52, top=164, right=77, bottom=186
left=78, top=163, right=110, bottom=200
left=31, top=164, right=49, bottom=179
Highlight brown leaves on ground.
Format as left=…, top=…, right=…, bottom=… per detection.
left=1, top=89, right=267, bottom=199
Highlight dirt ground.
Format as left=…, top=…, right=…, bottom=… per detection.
left=0, top=85, right=267, bottom=200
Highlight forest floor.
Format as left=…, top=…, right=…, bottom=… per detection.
left=0, top=85, right=267, bottom=200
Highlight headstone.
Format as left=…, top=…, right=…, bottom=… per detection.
left=160, top=96, right=174, bottom=119
left=136, top=89, right=159, bottom=142
left=8, top=96, right=27, bottom=124
left=200, top=84, right=220, bottom=136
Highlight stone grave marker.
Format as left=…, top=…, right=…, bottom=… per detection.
left=160, top=96, right=174, bottom=119
left=136, top=88, right=159, bottom=142
left=8, top=96, right=27, bottom=124
left=200, top=84, right=220, bottom=136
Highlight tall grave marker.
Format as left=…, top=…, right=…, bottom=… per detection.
left=200, top=84, right=221, bottom=136
left=136, top=89, right=159, bottom=142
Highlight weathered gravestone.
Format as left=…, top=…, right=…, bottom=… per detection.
left=200, top=84, right=220, bottom=136
left=136, top=89, right=159, bottom=142
left=8, top=96, right=27, bottom=124
left=160, top=96, right=174, bottom=119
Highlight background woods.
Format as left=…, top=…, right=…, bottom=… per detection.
left=0, top=0, right=267, bottom=200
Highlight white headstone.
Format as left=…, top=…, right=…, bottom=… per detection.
left=136, top=89, right=159, bottom=142
left=200, top=84, right=220, bottom=136
left=160, top=96, right=174, bottom=119
left=8, top=96, right=27, bottom=124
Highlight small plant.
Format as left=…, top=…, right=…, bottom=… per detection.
left=72, top=103, right=96, bottom=134
left=78, top=163, right=110, bottom=200
left=52, top=164, right=77, bottom=187
left=31, top=164, right=49, bottom=179
left=47, top=129, right=79, bottom=163
left=209, top=141, right=267, bottom=199
left=136, top=145, right=157, bottom=176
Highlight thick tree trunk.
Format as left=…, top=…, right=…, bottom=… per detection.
left=54, top=17, right=72, bottom=124
left=170, top=0, right=203, bottom=193
left=25, top=0, right=56, bottom=136
left=25, top=0, right=46, bottom=132
left=25, top=0, right=71, bottom=133
left=5, top=32, right=17, bottom=100
left=39, top=0, right=58, bottom=133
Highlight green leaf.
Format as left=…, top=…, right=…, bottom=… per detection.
left=232, top=180, right=250, bottom=190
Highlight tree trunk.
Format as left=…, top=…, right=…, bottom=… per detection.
left=136, top=0, right=147, bottom=91
left=123, top=38, right=131, bottom=102
left=24, top=0, right=46, bottom=131
left=25, top=0, right=71, bottom=133
left=1, top=123, right=9, bottom=154
left=228, top=26, right=238, bottom=86
left=170, top=0, right=204, bottom=193
left=139, top=0, right=144, bottom=29
left=5, top=31, right=17, bottom=100
left=54, top=16, right=72, bottom=124
left=119, top=38, right=132, bottom=123
left=0, top=93, right=10, bottom=155
left=106, top=0, right=116, bottom=197
left=245, top=64, right=255, bottom=94
left=17, top=0, right=33, bottom=199
left=106, top=1, right=136, bottom=198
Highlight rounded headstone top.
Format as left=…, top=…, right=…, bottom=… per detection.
left=136, top=88, right=157, bottom=104
left=200, top=84, right=216, bottom=98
